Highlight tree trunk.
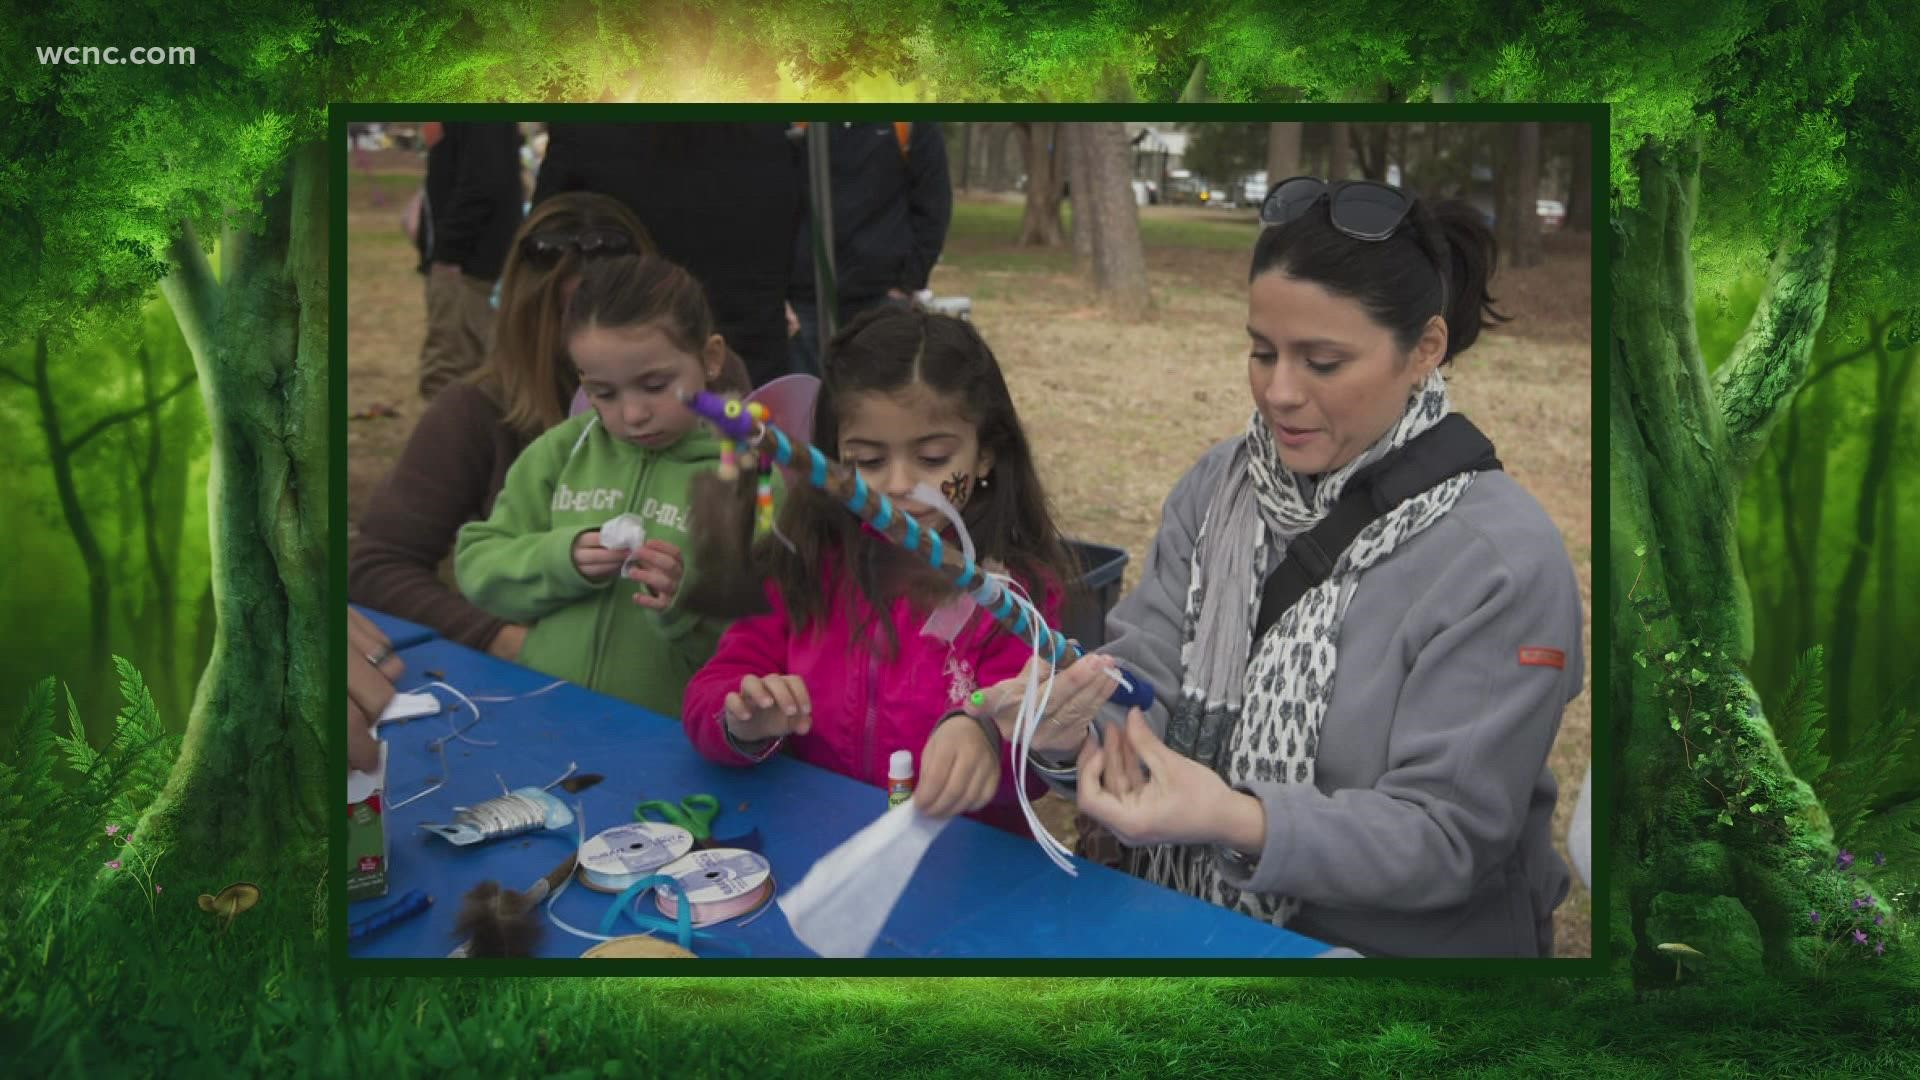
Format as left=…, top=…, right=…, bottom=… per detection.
left=124, top=337, right=184, bottom=725
left=957, top=122, right=972, bottom=192
left=1084, top=122, right=1151, bottom=317
left=1264, top=123, right=1302, bottom=190
left=1065, top=125, right=1096, bottom=272
left=28, top=331, right=114, bottom=727
left=1499, top=123, right=1543, bottom=269
left=146, top=140, right=331, bottom=868
left=1874, top=419, right=1899, bottom=713
left=1612, top=136, right=1840, bottom=982
left=1355, top=122, right=1389, bottom=180
left=1327, top=122, right=1352, bottom=180
left=1015, top=122, right=1065, bottom=247
left=1568, top=124, right=1593, bottom=232
left=987, top=123, right=1013, bottom=190
left=1827, top=334, right=1917, bottom=752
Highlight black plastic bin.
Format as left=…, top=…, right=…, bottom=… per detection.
left=1060, top=539, right=1130, bottom=651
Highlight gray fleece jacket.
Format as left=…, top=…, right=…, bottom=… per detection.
left=1052, top=436, right=1582, bottom=958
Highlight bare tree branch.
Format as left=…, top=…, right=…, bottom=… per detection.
left=1799, top=322, right=1887, bottom=395
left=64, top=371, right=199, bottom=456
left=159, top=220, right=220, bottom=363
left=0, top=365, right=30, bottom=388
left=1712, top=212, right=1840, bottom=482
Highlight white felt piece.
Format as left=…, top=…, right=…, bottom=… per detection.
left=777, top=801, right=951, bottom=957
left=347, top=740, right=387, bottom=805
left=600, top=513, right=648, bottom=551
left=377, top=691, right=441, bottom=726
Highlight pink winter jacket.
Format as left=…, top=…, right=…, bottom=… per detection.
left=682, top=550, right=1060, bottom=837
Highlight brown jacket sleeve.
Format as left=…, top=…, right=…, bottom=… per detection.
left=348, top=382, right=524, bottom=650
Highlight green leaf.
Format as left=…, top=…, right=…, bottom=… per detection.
left=1669, top=714, right=1682, bottom=732
left=1689, top=668, right=1708, bottom=685
left=1665, top=651, right=1681, bottom=664
left=1716, top=811, right=1735, bottom=827
left=1634, top=542, right=1648, bottom=557
left=1749, top=803, right=1769, bottom=814
left=1633, top=651, right=1648, bottom=668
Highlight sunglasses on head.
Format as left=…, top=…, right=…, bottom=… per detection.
left=519, top=228, right=636, bottom=263
left=1259, top=176, right=1414, bottom=241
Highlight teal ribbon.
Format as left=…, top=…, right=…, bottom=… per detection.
left=595, top=875, right=755, bottom=958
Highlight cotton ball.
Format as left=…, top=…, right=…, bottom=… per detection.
left=600, top=513, right=647, bottom=551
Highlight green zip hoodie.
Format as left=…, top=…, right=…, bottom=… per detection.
left=454, top=412, right=732, bottom=718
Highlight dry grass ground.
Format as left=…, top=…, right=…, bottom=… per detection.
left=346, top=166, right=1593, bottom=957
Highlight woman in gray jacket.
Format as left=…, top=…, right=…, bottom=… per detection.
left=981, top=178, right=1583, bottom=957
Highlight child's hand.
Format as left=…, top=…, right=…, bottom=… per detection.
left=914, top=714, right=1000, bottom=818
left=571, top=530, right=628, bottom=581
left=725, top=674, right=813, bottom=743
left=625, top=539, right=684, bottom=610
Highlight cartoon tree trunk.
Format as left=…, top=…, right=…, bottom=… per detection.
left=142, top=141, right=330, bottom=863
left=3, top=332, right=196, bottom=726
left=1611, top=136, right=1840, bottom=979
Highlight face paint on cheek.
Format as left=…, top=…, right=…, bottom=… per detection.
left=941, top=471, right=974, bottom=509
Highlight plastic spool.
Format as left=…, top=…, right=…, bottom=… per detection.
left=581, top=935, right=697, bottom=959
left=651, top=848, right=775, bottom=927
left=576, top=822, right=697, bottom=894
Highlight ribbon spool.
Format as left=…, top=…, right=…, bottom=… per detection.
left=651, top=848, right=775, bottom=927
left=576, top=822, right=695, bottom=894
left=581, top=935, right=697, bottom=959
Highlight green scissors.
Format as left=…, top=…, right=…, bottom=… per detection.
left=635, top=794, right=720, bottom=843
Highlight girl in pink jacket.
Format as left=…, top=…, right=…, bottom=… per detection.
left=682, top=307, right=1075, bottom=835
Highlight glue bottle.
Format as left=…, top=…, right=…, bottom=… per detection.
left=887, top=750, right=915, bottom=808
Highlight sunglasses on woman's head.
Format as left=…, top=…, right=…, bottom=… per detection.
left=519, top=228, right=636, bottom=262
left=1260, top=177, right=1414, bottom=241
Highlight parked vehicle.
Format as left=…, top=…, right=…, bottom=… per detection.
left=1536, top=199, right=1567, bottom=230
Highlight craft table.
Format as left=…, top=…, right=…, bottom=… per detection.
left=346, top=613, right=1343, bottom=959
left=356, top=606, right=439, bottom=652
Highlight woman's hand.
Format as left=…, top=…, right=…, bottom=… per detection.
left=724, top=674, right=813, bottom=743
left=625, top=538, right=684, bottom=610
left=915, top=714, right=1000, bottom=818
left=348, top=607, right=406, bottom=684
left=1074, top=709, right=1267, bottom=852
left=347, top=608, right=402, bottom=772
left=571, top=530, right=628, bottom=581
left=973, top=653, right=1121, bottom=757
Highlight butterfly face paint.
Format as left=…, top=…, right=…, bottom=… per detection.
left=941, top=471, right=974, bottom=510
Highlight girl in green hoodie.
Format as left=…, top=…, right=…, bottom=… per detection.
left=455, top=254, right=744, bottom=718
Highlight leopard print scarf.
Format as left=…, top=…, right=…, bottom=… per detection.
left=1124, top=370, right=1471, bottom=926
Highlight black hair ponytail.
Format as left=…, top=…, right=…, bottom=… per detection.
left=1423, top=200, right=1511, bottom=360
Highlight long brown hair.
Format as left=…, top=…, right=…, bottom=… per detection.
left=469, top=192, right=654, bottom=438
left=765, top=306, right=1078, bottom=658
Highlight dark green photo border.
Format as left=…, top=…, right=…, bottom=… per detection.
left=329, top=101, right=1611, bottom=978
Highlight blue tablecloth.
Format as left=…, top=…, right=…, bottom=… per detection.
left=354, top=605, right=440, bottom=652
left=347, top=629, right=1337, bottom=959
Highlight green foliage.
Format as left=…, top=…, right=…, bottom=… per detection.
left=0, top=680, right=60, bottom=867
left=1776, top=646, right=1832, bottom=783
left=0, top=661, right=181, bottom=889
left=1769, top=646, right=1920, bottom=866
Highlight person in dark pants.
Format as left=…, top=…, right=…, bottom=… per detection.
left=532, top=123, right=802, bottom=388
left=415, top=121, right=525, bottom=399
left=787, top=122, right=953, bottom=377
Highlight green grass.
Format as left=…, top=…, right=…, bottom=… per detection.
left=947, top=198, right=1260, bottom=253
left=6, top=859, right=1918, bottom=1078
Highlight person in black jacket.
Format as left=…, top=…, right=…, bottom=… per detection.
left=787, top=122, right=953, bottom=377
left=531, top=123, right=802, bottom=389
left=415, top=121, right=525, bottom=399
